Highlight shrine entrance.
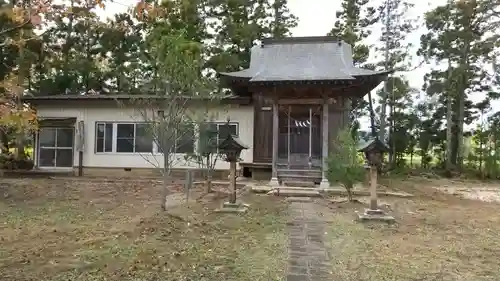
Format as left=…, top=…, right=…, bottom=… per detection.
left=219, top=36, right=391, bottom=185
left=278, top=105, right=322, bottom=168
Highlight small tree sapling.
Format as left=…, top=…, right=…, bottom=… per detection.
left=327, top=128, right=365, bottom=201
left=185, top=121, right=220, bottom=193
left=125, top=28, right=218, bottom=210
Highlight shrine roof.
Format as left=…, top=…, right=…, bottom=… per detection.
left=219, top=36, right=391, bottom=83
left=357, top=138, right=390, bottom=153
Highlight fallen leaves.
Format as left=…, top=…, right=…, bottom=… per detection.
left=0, top=177, right=287, bottom=281
left=324, top=177, right=500, bottom=281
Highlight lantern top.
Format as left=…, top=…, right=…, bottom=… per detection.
left=357, top=138, right=390, bottom=153
left=218, top=134, right=249, bottom=151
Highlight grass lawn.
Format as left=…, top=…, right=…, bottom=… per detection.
left=0, top=178, right=288, bottom=281
left=322, top=177, right=500, bottom=281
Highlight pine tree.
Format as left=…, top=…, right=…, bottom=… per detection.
left=32, top=0, right=104, bottom=95
left=99, top=13, right=147, bottom=93
left=271, top=0, right=297, bottom=38
left=375, top=0, right=416, bottom=166
left=206, top=0, right=297, bottom=73
left=327, top=0, right=377, bottom=136
left=328, top=0, right=375, bottom=65
left=420, top=0, right=499, bottom=170
left=375, top=0, right=415, bottom=142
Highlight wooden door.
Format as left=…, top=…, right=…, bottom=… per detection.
left=253, top=93, right=273, bottom=163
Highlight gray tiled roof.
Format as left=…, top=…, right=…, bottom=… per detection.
left=357, top=138, right=390, bottom=152
left=219, top=36, right=390, bottom=82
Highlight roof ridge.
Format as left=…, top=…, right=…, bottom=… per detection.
left=262, top=36, right=342, bottom=46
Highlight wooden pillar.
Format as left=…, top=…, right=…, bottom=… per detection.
left=320, top=99, right=329, bottom=188
left=369, top=165, right=378, bottom=210
left=287, top=105, right=291, bottom=168
left=345, top=97, right=352, bottom=128
left=269, top=98, right=280, bottom=186
left=229, top=161, right=237, bottom=203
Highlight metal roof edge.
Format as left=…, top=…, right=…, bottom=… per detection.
left=21, top=94, right=251, bottom=104
left=262, top=36, right=342, bottom=45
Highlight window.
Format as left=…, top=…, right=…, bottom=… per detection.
left=152, top=124, right=195, bottom=154
left=116, top=124, right=135, bottom=152
left=217, top=123, right=238, bottom=144
left=93, top=122, right=195, bottom=154
left=175, top=125, right=195, bottom=153
left=135, top=124, right=153, bottom=153
left=116, top=123, right=153, bottom=153
left=38, top=127, right=74, bottom=168
left=95, top=123, right=113, bottom=153
left=201, top=122, right=238, bottom=153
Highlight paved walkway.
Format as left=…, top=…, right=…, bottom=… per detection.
left=286, top=201, right=332, bottom=281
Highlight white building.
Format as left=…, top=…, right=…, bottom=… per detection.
left=24, top=36, right=388, bottom=184
left=24, top=95, right=253, bottom=177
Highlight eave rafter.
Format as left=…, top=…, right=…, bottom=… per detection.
left=223, top=73, right=388, bottom=100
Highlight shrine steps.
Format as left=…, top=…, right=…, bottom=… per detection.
left=283, top=180, right=316, bottom=188
left=277, top=168, right=321, bottom=187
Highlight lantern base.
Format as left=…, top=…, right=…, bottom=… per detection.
left=319, top=178, right=330, bottom=189
left=215, top=202, right=249, bottom=214
left=357, top=208, right=395, bottom=223
left=268, top=177, right=280, bottom=187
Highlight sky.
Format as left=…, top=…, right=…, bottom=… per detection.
left=95, top=0, right=497, bottom=117
left=96, top=0, right=445, bottom=89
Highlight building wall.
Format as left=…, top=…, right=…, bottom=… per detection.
left=34, top=103, right=254, bottom=170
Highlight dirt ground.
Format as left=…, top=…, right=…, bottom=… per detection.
left=322, top=177, right=500, bottom=281
left=0, top=178, right=287, bottom=281
left=3, top=175, right=500, bottom=281
left=424, top=177, right=500, bottom=202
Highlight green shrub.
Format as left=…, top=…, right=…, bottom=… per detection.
left=327, top=129, right=365, bottom=201
left=0, top=152, right=34, bottom=170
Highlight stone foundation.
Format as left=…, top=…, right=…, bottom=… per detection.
left=251, top=169, right=272, bottom=181
left=79, top=167, right=232, bottom=180
left=5, top=167, right=233, bottom=180
left=357, top=208, right=395, bottom=223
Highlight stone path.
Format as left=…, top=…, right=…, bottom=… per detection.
left=286, top=201, right=332, bottom=281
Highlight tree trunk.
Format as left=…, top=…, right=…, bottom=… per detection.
left=456, top=3, right=473, bottom=170
left=205, top=155, right=213, bottom=193
left=346, top=183, right=353, bottom=202
left=495, top=137, right=500, bottom=178
left=479, top=134, right=484, bottom=177
left=16, top=135, right=25, bottom=158
left=379, top=82, right=388, bottom=142
left=389, top=101, right=396, bottom=167
left=445, top=65, right=453, bottom=173
left=379, top=0, right=391, bottom=143
left=161, top=151, right=170, bottom=211
left=0, top=129, right=8, bottom=152
left=445, top=94, right=453, bottom=171
left=456, top=47, right=469, bottom=170
left=367, top=92, right=377, bottom=138
left=15, top=27, right=26, bottom=160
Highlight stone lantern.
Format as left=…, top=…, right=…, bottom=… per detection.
left=358, top=138, right=389, bottom=168
left=357, top=138, right=394, bottom=222
left=217, top=133, right=249, bottom=213
left=219, top=134, right=248, bottom=163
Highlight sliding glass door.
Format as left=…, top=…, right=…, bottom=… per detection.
left=38, top=127, right=74, bottom=168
